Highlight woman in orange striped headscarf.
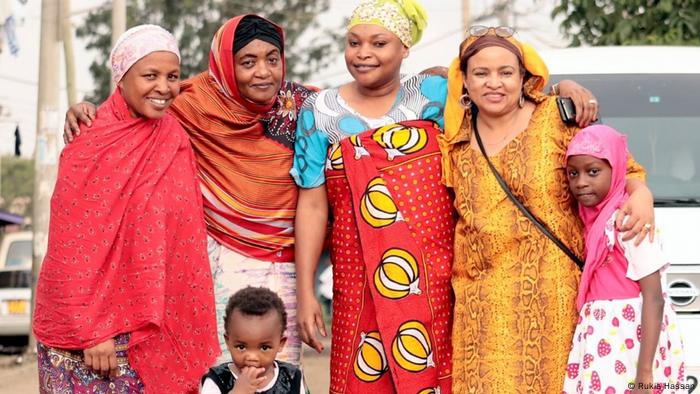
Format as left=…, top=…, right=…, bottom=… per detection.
left=64, top=15, right=315, bottom=367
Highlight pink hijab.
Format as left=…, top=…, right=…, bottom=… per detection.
left=566, top=125, right=630, bottom=310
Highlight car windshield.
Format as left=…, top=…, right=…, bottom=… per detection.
left=551, top=74, right=700, bottom=203
left=5, top=239, right=32, bottom=269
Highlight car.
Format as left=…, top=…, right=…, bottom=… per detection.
left=543, top=45, right=700, bottom=388
left=0, top=231, right=32, bottom=351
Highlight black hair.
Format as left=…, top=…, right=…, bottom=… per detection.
left=223, top=286, right=287, bottom=335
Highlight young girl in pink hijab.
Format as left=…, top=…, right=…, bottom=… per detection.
left=562, top=125, right=686, bottom=393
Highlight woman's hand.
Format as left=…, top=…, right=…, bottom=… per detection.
left=83, top=338, right=117, bottom=376
left=297, top=289, right=326, bottom=353
left=616, top=183, right=655, bottom=245
left=64, top=101, right=97, bottom=143
left=556, top=79, right=598, bottom=127
left=420, top=66, right=448, bottom=78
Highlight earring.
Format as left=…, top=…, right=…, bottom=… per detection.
left=460, top=92, right=472, bottom=109
left=518, top=92, right=525, bottom=108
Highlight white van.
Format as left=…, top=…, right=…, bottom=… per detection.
left=543, top=46, right=700, bottom=387
left=0, top=231, right=32, bottom=348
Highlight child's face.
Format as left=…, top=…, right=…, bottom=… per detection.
left=224, top=309, right=286, bottom=374
left=566, top=154, right=612, bottom=207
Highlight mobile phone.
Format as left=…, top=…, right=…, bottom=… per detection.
left=556, top=97, right=577, bottom=124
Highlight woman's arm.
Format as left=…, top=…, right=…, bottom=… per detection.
left=295, top=185, right=329, bottom=353
left=634, top=271, right=664, bottom=392
left=615, top=149, right=654, bottom=245
left=63, top=102, right=97, bottom=143
left=555, top=80, right=598, bottom=127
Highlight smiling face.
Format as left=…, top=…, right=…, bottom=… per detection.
left=234, top=39, right=283, bottom=105
left=463, top=46, right=523, bottom=117
left=224, top=309, right=287, bottom=375
left=345, top=24, right=408, bottom=90
left=118, top=51, right=180, bottom=119
left=566, top=154, right=613, bottom=207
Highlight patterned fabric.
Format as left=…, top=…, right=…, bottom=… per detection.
left=110, top=24, right=180, bottom=83
left=563, top=299, right=685, bottom=393
left=325, top=120, right=453, bottom=393
left=348, top=0, right=428, bottom=47
left=446, top=97, right=646, bottom=393
left=201, top=361, right=306, bottom=394
left=291, top=73, right=447, bottom=188
left=33, top=89, right=219, bottom=393
left=37, top=334, right=144, bottom=394
left=563, top=216, right=686, bottom=393
left=207, top=237, right=301, bottom=366
left=171, top=17, right=313, bottom=261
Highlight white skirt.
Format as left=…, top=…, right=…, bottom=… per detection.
left=562, top=297, right=687, bottom=393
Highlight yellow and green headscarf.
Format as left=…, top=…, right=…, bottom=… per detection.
left=347, top=0, right=428, bottom=47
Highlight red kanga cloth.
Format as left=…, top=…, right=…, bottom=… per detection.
left=33, top=89, right=219, bottom=393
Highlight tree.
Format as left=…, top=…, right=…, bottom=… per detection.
left=552, top=0, right=700, bottom=46
left=77, top=0, right=343, bottom=103
left=0, top=155, right=34, bottom=217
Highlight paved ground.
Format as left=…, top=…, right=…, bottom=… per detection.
left=0, top=337, right=331, bottom=393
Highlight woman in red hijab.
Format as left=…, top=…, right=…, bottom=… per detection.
left=33, top=25, right=219, bottom=394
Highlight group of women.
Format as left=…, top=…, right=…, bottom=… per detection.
left=46, top=0, right=657, bottom=393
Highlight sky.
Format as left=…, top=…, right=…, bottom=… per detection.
left=0, top=0, right=569, bottom=158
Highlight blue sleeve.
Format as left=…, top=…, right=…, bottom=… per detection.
left=291, top=101, right=330, bottom=188
left=419, top=75, right=448, bottom=129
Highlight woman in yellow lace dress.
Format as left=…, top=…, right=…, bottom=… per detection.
left=439, top=29, right=653, bottom=393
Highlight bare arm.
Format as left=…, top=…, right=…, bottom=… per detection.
left=556, top=79, right=598, bottom=127
left=616, top=179, right=655, bottom=245
left=634, top=271, right=664, bottom=392
left=295, top=185, right=329, bottom=353
left=63, top=102, right=97, bottom=143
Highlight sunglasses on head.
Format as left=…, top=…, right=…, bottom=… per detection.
left=467, top=25, right=515, bottom=39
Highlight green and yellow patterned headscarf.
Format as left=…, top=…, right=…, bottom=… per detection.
left=347, top=0, right=428, bottom=47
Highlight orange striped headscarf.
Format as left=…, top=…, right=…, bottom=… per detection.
left=208, top=15, right=286, bottom=113
left=169, top=14, right=300, bottom=262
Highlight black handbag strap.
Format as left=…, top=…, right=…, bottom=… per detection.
left=472, top=121, right=585, bottom=271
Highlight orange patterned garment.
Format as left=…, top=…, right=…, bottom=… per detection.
left=446, top=97, right=645, bottom=393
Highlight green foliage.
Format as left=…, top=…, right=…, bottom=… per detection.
left=552, top=0, right=700, bottom=46
left=0, top=155, right=34, bottom=217
left=77, top=0, right=343, bottom=103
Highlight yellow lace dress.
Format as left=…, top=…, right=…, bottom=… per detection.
left=446, top=97, right=645, bottom=393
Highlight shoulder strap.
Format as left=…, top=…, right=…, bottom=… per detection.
left=473, top=121, right=584, bottom=271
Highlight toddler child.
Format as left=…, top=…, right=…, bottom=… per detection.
left=201, top=287, right=307, bottom=394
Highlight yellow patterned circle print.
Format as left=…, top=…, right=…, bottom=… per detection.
left=374, top=248, right=421, bottom=299
left=360, top=177, right=403, bottom=228
left=391, top=320, right=434, bottom=372
left=354, top=331, right=388, bottom=382
left=350, top=134, right=369, bottom=159
left=326, top=143, right=344, bottom=170
left=372, top=123, right=428, bottom=160
left=418, top=388, right=440, bottom=394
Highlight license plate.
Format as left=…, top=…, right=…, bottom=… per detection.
left=6, top=299, right=27, bottom=314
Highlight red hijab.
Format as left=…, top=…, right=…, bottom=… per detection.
left=33, top=89, right=219, bottom=392
left=566, top=125, right=630, bottom=310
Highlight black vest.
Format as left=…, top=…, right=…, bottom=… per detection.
left=203, top=361, right=303, bottom=394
